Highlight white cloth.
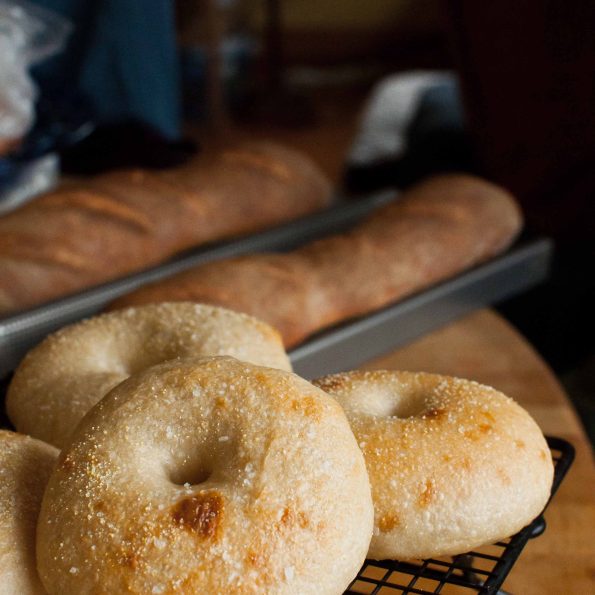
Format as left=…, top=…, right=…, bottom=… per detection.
left=348, top=70, right=456, bottom=165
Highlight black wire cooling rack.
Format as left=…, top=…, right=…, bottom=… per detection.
left=346, top=436, right=574, bottom=595
left=0, top=373, right=574, bottom=595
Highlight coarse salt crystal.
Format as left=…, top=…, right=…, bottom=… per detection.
left=151, top=585, right=165, bottom=594
left=218, top=436, right=229, bottom=442
left=284, top=566, right=295, bottom=581
left=69, top=567, right=78, bottom=574
left=153, top=537, right=167, bottom=549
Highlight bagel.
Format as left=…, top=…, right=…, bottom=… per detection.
left=7, top=302, right=291, bottom=448
left=313, top=370, right=554, bottom=560
left=0, top=430, right=58, bottom=594
left=37, top=356, right=373, bottom=594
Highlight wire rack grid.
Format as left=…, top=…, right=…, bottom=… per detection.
left=345, top=436, right=574, bottom=595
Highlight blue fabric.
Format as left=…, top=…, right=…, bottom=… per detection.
left=31, top=0, right=181, bottom=140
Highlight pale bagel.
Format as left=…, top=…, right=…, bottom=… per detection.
left=37, top=357, right=373, bottom=594
left=0, top=431, right=58, bottom=594
left=7, top=303, right=291, bottom=448
left=313, top=370, right=554, bottom=560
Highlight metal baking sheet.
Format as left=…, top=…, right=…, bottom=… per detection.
left=290, top=237, right=552, bottom=379
left=0, top=190, right=395, bottom=377
left=0, top=235, right=551, bottom=379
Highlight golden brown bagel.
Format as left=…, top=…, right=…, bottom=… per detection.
left=0, top=431, right=58, bottom=594
left=37, top=357, right=373, bottom=594
left=7, top=303, right=291, bottom=449
left=313, top=370, right=554, bottom=560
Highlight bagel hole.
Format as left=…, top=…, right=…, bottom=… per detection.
left=168, top=461, right=212, bottom=487
left=389, top=399, right=427, bottom=418
left=362, top=388, right=427, bottom=418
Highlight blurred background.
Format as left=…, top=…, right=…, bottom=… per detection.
left=1, top=0, right=593, bottom=443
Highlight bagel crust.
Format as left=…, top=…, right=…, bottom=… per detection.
left=37, top=357, right=373, bottom=594
left=7, top=302, right=291, bottom=448
left=0, top=431, right=58, bottom=594
left=313, top=370, right=554, bottom=560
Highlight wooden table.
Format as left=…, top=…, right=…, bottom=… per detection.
left=361, top=309, right=595, bottom=594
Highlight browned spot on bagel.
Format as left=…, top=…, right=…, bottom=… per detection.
left=297, top=511, right=309, bottom=528
left=442, top=454, right=453, bottom=463
left=464, top=423, right=492, bottom=440
left=482, top=410, right=496, bottom=422
left=417, top=480, right=434, bottom=508
left=279, top=507, right=309, bottom=530
left=461, top=457, right=472, bottom=471
left=515, top=439, right=526, bottom=449
left=424, top=408, right=447, bottom=420
left=93, top=500, right=106, bottom=513
left=247, top=549, right=267, bottom=568
left=378, top=513, right=400, bottom=532
left=539, top=450, right=548, bottom=461
left=214, top=397, right=227, bottom=410
left=171, top=492, right=223, bottom=538
left=314, top=375, right=347, bottom=393
left=120, top=551, right=138, bottom=569
left=280, top=507, right=293, bottom=526
left=254, top=371, right=271, bottom=383
left=291, top=396, right=322, bottom=420
left=497, top=468, right=511, bottom=485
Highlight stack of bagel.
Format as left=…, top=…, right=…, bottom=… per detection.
left=1, top=302, right=553, bottom=594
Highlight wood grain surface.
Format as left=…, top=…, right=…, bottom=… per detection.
left=362, top=309, right=595, bottom=595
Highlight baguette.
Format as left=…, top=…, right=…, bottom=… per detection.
left=0, top=141, right=332, bottom=315
left=109, top=174, right=523, bottom=346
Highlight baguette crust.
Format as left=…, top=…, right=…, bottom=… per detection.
left=110, top=174, right=523, bottom=346
left=0, top=142, right=331, bottom=315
